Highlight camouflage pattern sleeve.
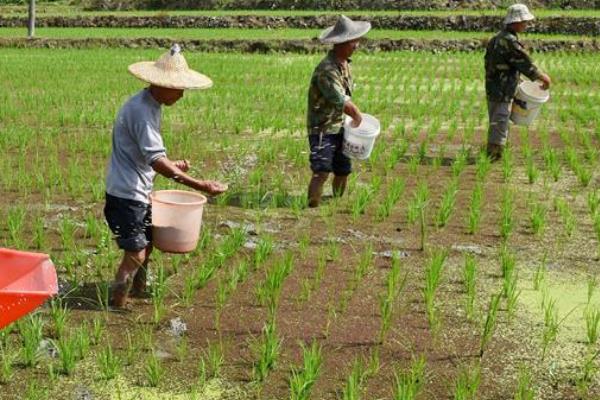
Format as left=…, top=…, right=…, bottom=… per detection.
left=315, top=68, right=347, bottom=112
left=507, top=38, right=542, bottom=81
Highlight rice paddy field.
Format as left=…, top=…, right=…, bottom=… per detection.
left=1, top=8, right=600, bottom=400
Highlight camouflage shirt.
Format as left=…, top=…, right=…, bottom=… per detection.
left=307, top=51, right=353, bottom=135
left=485, top=29, right=542, bottom=102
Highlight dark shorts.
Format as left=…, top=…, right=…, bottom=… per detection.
left=104, top=193, right=152, bottom=252
left=308, top=131, right=352, bottom=176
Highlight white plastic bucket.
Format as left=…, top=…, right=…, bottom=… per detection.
left=342, top=114, right=381, bottom=160
left=151, top=190, right=207, bottom=254
left=510, top=81, right=550, bottom=126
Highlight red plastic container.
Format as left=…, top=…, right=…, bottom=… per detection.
left=0, top=248, right=58, bottom=329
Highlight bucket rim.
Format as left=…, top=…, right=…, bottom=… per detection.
left=518, top=81, right=550, bottom=103
left=151, top=190, right=207, bottom=206
left=343, top=114, right=381, bottom=138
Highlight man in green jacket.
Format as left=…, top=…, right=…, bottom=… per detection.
left=485, top=4, right=551, bottom=160
left=306, top=15, right=370, bottom=208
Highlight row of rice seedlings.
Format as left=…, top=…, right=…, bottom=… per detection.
left=375, top=177, right=405, bottom=222
left=251, top=318, right=282, bottom=383
left=422, top=249, right=447, bottom=333
left=289, top=341, right=323, bottom=400
left=378, top=253, right=407, bottom=343
left=392, top=355, right=426, bottom=400
left=256, top=252, right=294, bottom=319
left=351, top=176, right=382, bottom=220
left=436, top=177, right=459, bottom=228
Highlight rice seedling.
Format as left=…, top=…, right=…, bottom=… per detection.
left=124, top=329, right=138, bottom=366
left=55, top=334, right=78, bottom=375
left=7, top=205, right=26, bottom=248
left=423, top=249, right=447, bottom=333
left=289, top=341, right=323, bottom=400
left=254, top=235, right=274, bottom=270
left=24, top=380, right=48, bottom=400
left=351, top=185, right=375, bottom=220
left=502, top=146, right=513, bottom=182
left=504, top=273, right=521, bottom=322
left=499, top=188, right=515, bottom=241
left=585, top=307, right=600, bottom=346
left=540, top=296, right=577, bottom=361
left=152, top=263, right=168, bottom=324
left=252, top=320, right=282, bottom=383
left=197, top=357, right=207, bottom=388
left=451, top=148, right=468, bottom=178
left=205, top=340, right=224, bottom=378
left=98, top=343, right=121, bottom=380
left=58, top=216, right=77, bottom=250
left=532, top=254, right=546, bottom=291
left=529, top=202, right=547, bottom=236
left=436, top=178, right=458, bottom=228
left=74, top=324, right=90, bottom=360
left=587, top=275, right=597, bottom=306
left=214, top=278, right=230, bottom=331
left=198, top=226, right=213, bottom=250
left=463, top=254, right=477, bottom=320
left=453, top=363, right=481, bottom=400
left=475, top=151, right=492, bottom=182
left=407, top=181, right=429, bottom=225
left=19, top=313, right=44, bottom=367
left=392, top=355, right=426, bottom=400
left=576, top=349, right=599, bottom=394
left=32, top=214, right=46, bottom=250
left=542, top=147, right=561, bottom=182
left=180, top=272, right=197, bottom=307
left=91, top=316, right=105, bottom=346
left=479, top=293, right=501, bottom=358
left=376, top=177, right=405, bottom=222
left=256, top=252, right=294, bottom=318
left=467, top=182, right=483, bottom=235
left=146, top=349, right=165, bottom=387
left=176, top=336, right=190, bottom=362
left=513, top=365, right=535, bottom=400
left=0, top=345, right=17, bottom=384
left=340, top=356, right=371, bottom=400
left=49, top=298, right=69, bottom=338
left=554, top=198, right=575, bottom=237
left=378, top=254, right=407, bottom=343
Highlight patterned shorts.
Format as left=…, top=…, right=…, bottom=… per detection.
left=308, top=131, right=352, bottom=176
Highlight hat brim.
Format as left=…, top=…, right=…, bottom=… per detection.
left=319, top=21, right=372, bottom=44
left=128, top=62, right=213, bottom=90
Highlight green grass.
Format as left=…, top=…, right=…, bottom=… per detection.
left=0, top=27, right=593, bottom=41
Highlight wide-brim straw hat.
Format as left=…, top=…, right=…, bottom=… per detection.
left=504, top=4, right=535, bottom=25
left=319, top=15, right=371, bottom=44
left=128, top=44, right=213, bottom=90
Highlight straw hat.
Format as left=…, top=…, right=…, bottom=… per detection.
left=504, top=4, right=535, bottom=25
left=128, top=44, right=213, bottom=90
left=319, top=15, right=371, bottom=44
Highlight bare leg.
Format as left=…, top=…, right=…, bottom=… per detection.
left=131, top=245, right=152, bottom=297
left=308, top=172, right=329, bottom=208
left=111, top=248, right=147, bottom=307
left=332, top=175, right=348, bottom=198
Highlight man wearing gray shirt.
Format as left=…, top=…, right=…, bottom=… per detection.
left=105, top=44, right=227, bottom=308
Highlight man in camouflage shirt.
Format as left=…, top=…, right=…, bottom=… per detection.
left=307, top=15, right=371, bottom=208
left=485, top=4, right=551, bottom=160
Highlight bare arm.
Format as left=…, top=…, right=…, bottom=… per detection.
left=151, top=157, right=227, bottom=195
left=343, top=100, right=362, bottom=127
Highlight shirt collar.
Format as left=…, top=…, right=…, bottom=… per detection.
left=143, top=88, right=162, bottom=109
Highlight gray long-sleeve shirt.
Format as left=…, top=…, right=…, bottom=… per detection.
left=105, top=89, right=167, bottom=204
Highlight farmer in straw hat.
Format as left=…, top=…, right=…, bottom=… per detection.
left=485, top=3, right=551, bottom=160
left=105, top=44, right=227, bottom=308
left=307, top=15, right=370, bottom=208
